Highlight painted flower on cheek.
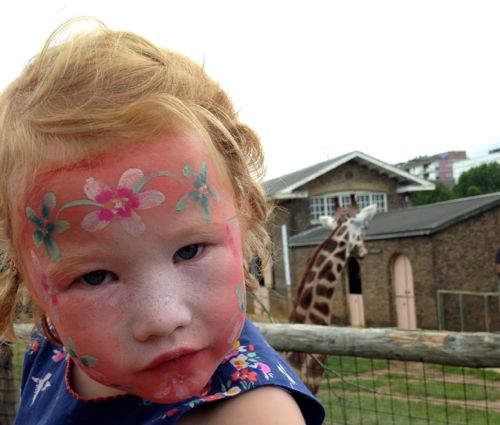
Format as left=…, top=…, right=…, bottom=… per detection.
left=65, top=337, right=98, bottom=368
left=59, top=168, right=166, bottom=237
left=25, top=192, right=70, bottom=262
left=176, top=162, right=218, bottom=221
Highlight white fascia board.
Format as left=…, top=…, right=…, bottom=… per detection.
left=274, top=153, right=358, bottom=194
left=269, top=191, right=309, bottom=200
left=396, top=183, right=436, bottom=193
left=355, top=152, right=432, bottom=186
left=276, top=151, right=433, bottom=196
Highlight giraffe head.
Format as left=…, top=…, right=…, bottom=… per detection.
left=319, top=196, right=376, bottom=259
left=346, top=204, right=377, bottom=258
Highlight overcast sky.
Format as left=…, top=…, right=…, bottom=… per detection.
left=3, top=1, right=500, bottom=179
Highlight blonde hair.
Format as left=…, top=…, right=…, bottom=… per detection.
left=0, top=18, right=270, bottom=341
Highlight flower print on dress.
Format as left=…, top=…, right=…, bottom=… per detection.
left=176, top=162, right=218, bottom=222
left=58, top=168, right=166, bottom=237
left=51, top=348, right=66, bottom=363
left=25, top=192, right=70, bottom=262
left=231, top=368, right=257, bottom=383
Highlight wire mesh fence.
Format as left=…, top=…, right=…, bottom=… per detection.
left=318, top=355, right=500, bottom=424
left=3, top=324, right=500, bottom=424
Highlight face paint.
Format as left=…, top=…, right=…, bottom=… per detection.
left=225, top=222, right=240, bottom=258
left=25, top=193, right=70, bottom=262
left=57, top=168, right=167, bottom=237
left=175, top=162, right=218, bottom=221
left=20, top=135, right=246, bottom=403
left=29, top=251, right=59, bottom=307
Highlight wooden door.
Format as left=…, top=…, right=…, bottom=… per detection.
left=347, top=258, right=365, bottom=327
left=393, top=255, right=417, bottom=329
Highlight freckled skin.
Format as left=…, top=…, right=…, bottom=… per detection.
left=21, top=135, right=247, bottom=403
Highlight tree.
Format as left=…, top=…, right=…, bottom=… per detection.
left=411, top=181, right=453, bottom=206
left=453, top=162, right=500, bottom=198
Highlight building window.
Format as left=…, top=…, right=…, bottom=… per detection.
left=309, top=192, right=387, bottom=223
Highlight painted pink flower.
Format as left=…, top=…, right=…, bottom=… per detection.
left=80, top=168, right=165, bottom=237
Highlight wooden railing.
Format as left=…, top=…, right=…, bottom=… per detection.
left=254, top=322, right=500, bottom=367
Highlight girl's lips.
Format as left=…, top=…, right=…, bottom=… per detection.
left=143, top=349, right=203, bottom=373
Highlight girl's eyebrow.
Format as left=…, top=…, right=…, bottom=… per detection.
left=45, top=251, right=104, bottom=282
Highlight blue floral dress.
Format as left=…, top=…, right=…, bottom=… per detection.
left=14, top=320, right=325, bottom=424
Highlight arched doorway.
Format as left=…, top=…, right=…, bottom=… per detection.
left=392, top=255, right=417, bottom=329
left=346, top=258, right=365, bottom=327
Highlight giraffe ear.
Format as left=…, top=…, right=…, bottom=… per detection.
left=352, top=204, right=377, bottom=226
left=319, top=215, right=337, bottom=229
left=359, top=204, right=377, bottom=226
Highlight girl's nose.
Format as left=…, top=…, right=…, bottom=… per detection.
left=129, top=272, right=193, bottom=342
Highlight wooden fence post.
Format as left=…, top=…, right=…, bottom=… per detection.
left=0, top=343, right=17, bottom=425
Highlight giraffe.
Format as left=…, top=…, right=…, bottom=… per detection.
left=285, top=195, right=377, bottom=394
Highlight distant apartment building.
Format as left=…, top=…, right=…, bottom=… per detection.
left=453, top=148, right=500, bottom=182
left=397, top=151, right=466, bottom=187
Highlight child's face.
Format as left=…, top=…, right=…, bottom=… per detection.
left=19, top=134, right=246, bottom=403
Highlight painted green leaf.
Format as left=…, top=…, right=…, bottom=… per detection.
left=80, top=355, right=98, bottom=368
left=44, top=237, right=61, bottom=262
left=134, top=171, right=174, bottom=193
left=54, top=220, right=70, bottom=234
left=111, top=383, right=135, bottom=391
left=236, top=286, right=245, bottom=312
left=200, top=162, right=208, bottom=179
left=176, top=195, right=188, bottom=212
left=66, top=337, right=78, bottom=358
left=182, top=165, right=192, bottom=177
left=189, top=191, right=201, bottom=202
left=45, top=222, right=55, bottom=234
left=57, top=200, right=103, bottom=216
left=26, top=207, right=43, bottom=227
left=32, top=231, right=43, bottom=248
left=41, top=203, right=51, bottom=220
left=42, top=192, right=57, bottom=215
left=201, top=196, right=211, bottom=222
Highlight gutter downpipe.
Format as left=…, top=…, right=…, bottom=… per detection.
left=281, top=224, right=292, bottom=287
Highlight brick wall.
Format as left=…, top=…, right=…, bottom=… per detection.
left=287, top=206, right=500, bottom=330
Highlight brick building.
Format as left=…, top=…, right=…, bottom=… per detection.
left=288, top=193, right=500, bottom=331
left=263, top=151, right=434, bottom=293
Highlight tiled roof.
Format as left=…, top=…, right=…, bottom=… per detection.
left=288, top=192, right=500, bottom=247
left=263, top=151, right=435, bottom=199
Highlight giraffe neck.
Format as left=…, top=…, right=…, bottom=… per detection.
left=290, top=223, right=350, bottom=326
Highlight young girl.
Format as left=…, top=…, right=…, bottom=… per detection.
left=0, top=18, right=325, bottom=425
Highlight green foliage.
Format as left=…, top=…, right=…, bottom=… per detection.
left=411, top=162, right=500, bottom=206
left=453, top=162, right=500, bottom=198
left=411, top=181, right=453, bottom=206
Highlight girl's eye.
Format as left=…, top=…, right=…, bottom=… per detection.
left=174, top=244, right=204, bottom=262
left=79, top=270, right=116, bottom=286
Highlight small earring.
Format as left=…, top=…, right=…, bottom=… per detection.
left=41, top=314, right=62, bottom=345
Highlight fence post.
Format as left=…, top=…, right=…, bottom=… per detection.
left=0, top=343, right=17, bottom=425
left=459, top=293, right=466, bottom=331
left=484, top=295, right=492, bottom=332
left=437, top=291, right=445, bottom=330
